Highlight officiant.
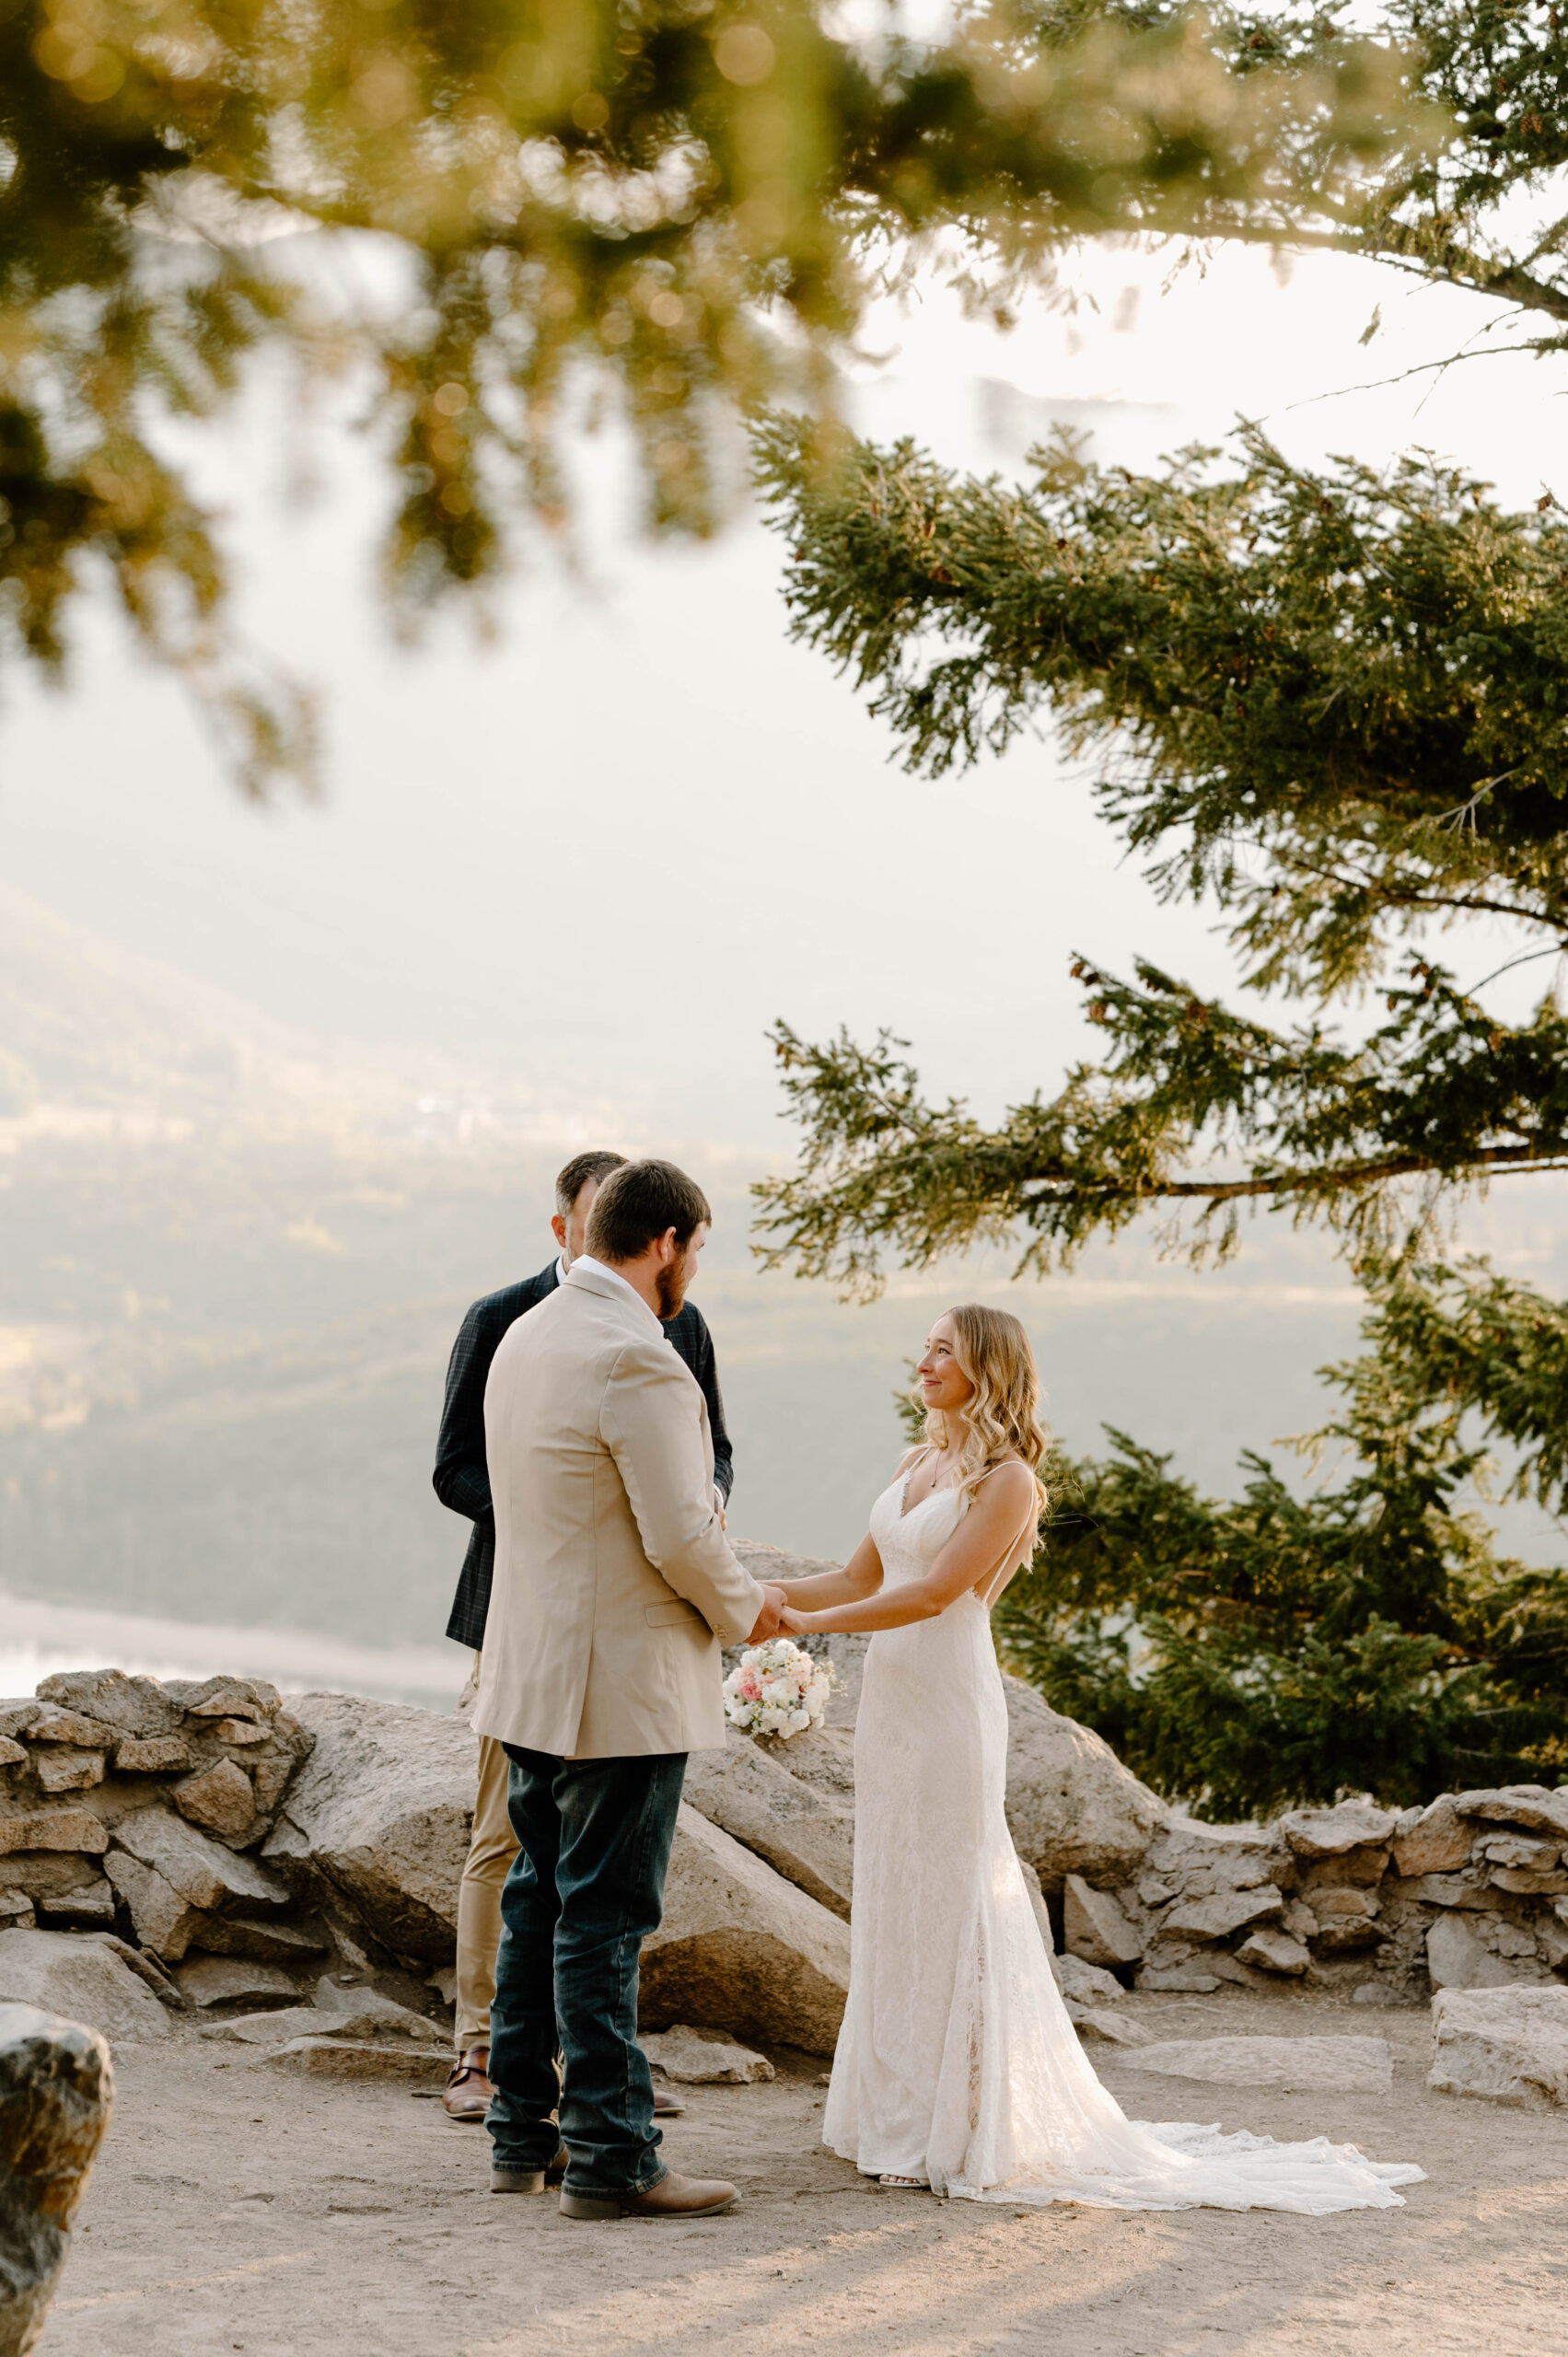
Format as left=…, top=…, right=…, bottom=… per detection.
left=431, top=1148, right=736, bottom=2123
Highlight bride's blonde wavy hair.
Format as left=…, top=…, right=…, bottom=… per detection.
left=914, top=1304, right=1050, bottom=1532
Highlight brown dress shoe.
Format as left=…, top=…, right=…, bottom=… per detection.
left=560, top=2169, right=738, bottom=2222
left=442, top=2043, right=494, bottom=2122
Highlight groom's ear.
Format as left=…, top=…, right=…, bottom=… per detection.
left=551, top=1213, right=568, bottom=1250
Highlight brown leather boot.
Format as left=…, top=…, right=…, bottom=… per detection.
left=560, top=2170, right=738, bottom=2222
left=442, top=2043, right=494, bottom=2122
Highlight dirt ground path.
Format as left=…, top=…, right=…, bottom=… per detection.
left=37, top=1987, right=1568, bottom=2357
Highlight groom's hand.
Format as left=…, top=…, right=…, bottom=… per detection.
left=747, top=1585, right=787, bottom=1643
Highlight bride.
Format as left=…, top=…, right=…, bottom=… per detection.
left=774, top=1305, right=1422, bottom=2214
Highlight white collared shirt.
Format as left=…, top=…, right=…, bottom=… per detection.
left=569, top=1251, right=664, bottom=1337
left=555, top=1253, right=569, bottom=1286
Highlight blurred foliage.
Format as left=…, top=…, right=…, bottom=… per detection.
left=0, top=0, right=1433, bottom=779
left=993, top=1257, right=1568, bottom=1815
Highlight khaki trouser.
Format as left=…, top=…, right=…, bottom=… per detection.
left=455, top=1653, right=520, bottom=2052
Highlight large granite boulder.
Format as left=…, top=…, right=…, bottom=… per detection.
left=1001, top=1678, right=1167, bottom=1895
left=0, top=1931, right=169, bottom=2044
left=0, top=2003, right=113, bottom=2357
left=639, top=1805, right=851, bottom=2056
left=681, top=1740, right=854, bottom=1921
left=261, top=1694, right=476, bottom=1966
left=1428, top=1984, right=1568, bottom=2107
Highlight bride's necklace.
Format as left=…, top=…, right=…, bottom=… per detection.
left=910, top=1447, right=963, bottom=1506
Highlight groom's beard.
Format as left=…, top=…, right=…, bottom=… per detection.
left=656, top=1258, right=687, bottom=1322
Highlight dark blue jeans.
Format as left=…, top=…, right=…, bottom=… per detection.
left=486, top=1745, right=687, bottom=2194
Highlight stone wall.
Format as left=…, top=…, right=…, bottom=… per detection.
left=5, top=1635, right=1567, bottom=2032
left=1061, top=1790, right=1568, bottom=2001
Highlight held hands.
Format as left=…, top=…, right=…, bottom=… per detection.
left=746, top=1585, right=788, bottom=1643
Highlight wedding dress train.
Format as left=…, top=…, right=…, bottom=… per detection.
left=821, top=1476, right=1423, bottom=2213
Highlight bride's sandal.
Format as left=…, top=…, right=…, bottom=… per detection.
left=877, top=2174, right=927, bottom=2191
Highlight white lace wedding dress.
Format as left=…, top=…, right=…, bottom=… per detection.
left=821, top=1473, right=1423, bottom=2212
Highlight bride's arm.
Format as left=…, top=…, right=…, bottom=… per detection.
left=772, top=1527, right=885, bottom=1610
left=782, top=1463, right=1036, bottom=1634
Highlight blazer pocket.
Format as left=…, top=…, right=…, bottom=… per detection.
left=644, top=1598, right=706, bottom=1629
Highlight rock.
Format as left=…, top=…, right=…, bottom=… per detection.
left=257, top=2037, right=451, bottom=2084
left=0, top=1739, right=27, bottom=1770
left=84, top=1937, right=182, bottom=2012
left=1454, top=1786, right=1568, bottom=1840
left=0, top=1893, right=35, bottom=1929
left=1281, top=1898, right=1318, bottom=1942
left=174, top=1956, right=301, bottom=2010
left=1068, top=2005, right=1155, bottom=2047
left=0, top=1861, right=103, bottom=1907
left=200, top=1979, right=437, bottom=2047
left=1490, top=1865, right=1568, bottom=1897
left=1399, top=1872, right=1501, bottom=1911
left=1135, top=1967, right=1222, bottom=1994
left=262, top=1693, right=476, bottom=1967
left=1426, top=1913, right=1520, bottom=1991
left=102, top=1853, right=203, bottom=1963
left=113, top=1736, right=192, bottom=1775
left=35, top=1671, right=182, bottom=1739
left=1142, top=1817, right=1279, bottom=1898
left=206, top=1717, right=269, bottom=1746
left=113, top=1808, right=288, bottom=1915
left=1121, top=2035, right=1393, bottom=2093
left=1063, top=1874, right=1143, bottom=1968
left=0, top=2002, right=113, bottom=2357
left=640, top=1805, right=851, bottom=2057
left=34, top=1755, right=105, bottom=1796
left=0, top=1811, right=108, bottom=1860
left=1278, top=1800, right=1400, bottom=1858
left=1539, top=1916, right=1568, bottom=1971
left=747, top=1723, right=856, bottom=1801
left=0, top=1707, right=40, bottom=1743
left=26, top=1707, right=116, bottom=1751
left=1480, top=1834, right=1561, bottom=1871
left=1052, top=1953, right=1125, bottom=2004
left=681, top=1741, right=854, bottom=1921
left=1391, top=1795, right=1474, bottom=1878
left=187, top=1917, right=328, bottom=1966
left=1162, top=1885, right=1284, bottom=1943
left=1353, top=1982, right=1409, bottom=2008
left=1428, top=1985, right=1568, bottom=2107
left=1236, top=1928, right=1311, bottom=1976
left=642, top=2025, right=775, bottom=2084
left=0, top=1929, right=170, bottom=2043
left=173, top=1758, right=256, bottom=1842
left=1000, top=1678, right=1167, bottom=1896
left=33, top=1882, right=114, bottom=1930
left=167, top=1677, right=281, bottom=1724
left=1308, top=1888, right=1381, bottom=1951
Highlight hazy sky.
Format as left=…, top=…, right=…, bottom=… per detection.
left=1, top=233, right=1559, bottom=1151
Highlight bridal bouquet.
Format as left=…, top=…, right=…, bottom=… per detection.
left=723, top=1638, right=835, bottom=1740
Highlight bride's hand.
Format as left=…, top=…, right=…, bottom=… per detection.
left=780, top=1607, right=812, bottom=1633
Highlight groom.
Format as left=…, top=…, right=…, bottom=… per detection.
left=474, top=1157, right=784, bottom=2219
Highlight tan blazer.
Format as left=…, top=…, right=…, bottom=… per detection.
left=472, top=1260, right=767, bottom=1759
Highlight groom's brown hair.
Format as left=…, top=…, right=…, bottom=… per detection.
left=586, top=1158, right=711, bottom=1263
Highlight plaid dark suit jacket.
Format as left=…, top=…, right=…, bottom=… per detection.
left=433, top=1257, right=736, bottom=1650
